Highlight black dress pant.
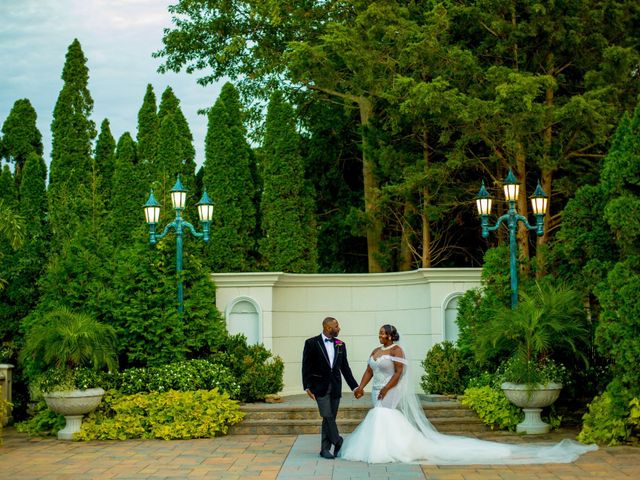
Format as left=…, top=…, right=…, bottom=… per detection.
left=316, top=389, right=341, bottom=452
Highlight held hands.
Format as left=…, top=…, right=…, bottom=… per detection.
left=353, top=387, right=364, bottom=399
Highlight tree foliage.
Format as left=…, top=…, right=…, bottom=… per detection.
left=203, top=82, right=257, bottom=271
left=48, top=39, right=97, bottom=249
left=259, top=91, right=317, bottom=272
left=0, top=98, right=43, bottom=184
left=94, top=119, right=116, bottom=203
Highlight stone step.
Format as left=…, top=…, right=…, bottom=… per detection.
left=230, top=399, right=489, bottom=435
left=239, top=405, right=479, bottom=421
left=229, top=417, right=487, bottom=435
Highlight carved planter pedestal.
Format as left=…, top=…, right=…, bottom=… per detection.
left=44, top=388, right=104, bottom=440
left=501, top=382, right=562, bottom=434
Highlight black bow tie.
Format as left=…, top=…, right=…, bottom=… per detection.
left=324, top=338, right=334, bottom=343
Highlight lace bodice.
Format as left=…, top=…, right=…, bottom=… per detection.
left=369, top=355, right=397, bottom=390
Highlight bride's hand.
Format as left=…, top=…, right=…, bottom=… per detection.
left=377, top=387, right=388, bottom=400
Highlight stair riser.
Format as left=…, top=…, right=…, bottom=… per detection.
left=241, top=410, right=479, bottom=421
left=230, top=422, right=488, bottom=435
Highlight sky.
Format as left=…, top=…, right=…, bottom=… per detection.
left=0, top=0, right=224, bottom=174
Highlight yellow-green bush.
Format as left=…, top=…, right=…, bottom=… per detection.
left=76, top=388, right=244, bottom=441
left=460, top=386, right=522, bottom=431
left=578, top=392, right=640, bottom=445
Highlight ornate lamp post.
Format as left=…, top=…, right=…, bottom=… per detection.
left=143, top=176, right=213, bottom=319
left=475, top=169, right=548, bottom=309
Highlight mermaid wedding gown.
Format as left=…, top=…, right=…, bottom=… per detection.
left=338, top=354, right=597, bottom=464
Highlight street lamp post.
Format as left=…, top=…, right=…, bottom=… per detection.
left=143, top=176, right=213, bottom=319
left=475, top=169, right=549, bottom=309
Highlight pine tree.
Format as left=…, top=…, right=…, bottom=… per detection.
left=48, top=39, right=97, bottom=248
left=203, top=82, right=256, bottom=271
left=110, top=133, right=145, bottom=247
left=0, top=98, right=43, bottom=186
left=137, top=84, right=159, bottom=185
left=260, top=91, right=317, bottom=272
left=94, top=119, right=116, bottom=205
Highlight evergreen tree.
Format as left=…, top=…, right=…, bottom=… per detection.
left=94, top=119, right=116, bottom=204
left=301, top=96, right=367, bottom=273
left=0, top=165, right=17, bottom=207
left=110, top=133, right=145, bottom=247
left=0, top=165, right=19, bottom=300
left=594, top=105, right=640, bottom=398
left=137, top=84, right=159, bottom=184
left=260, top=91, right=317, bottom=272
left=48, top=39, right=97, bottom=249
left=154, top=114, right=184, bottom=220
left=105, top=239, right=226, bottom=368
left=0, top=98, right=43, bottom=185
left=0, top=153, right=49, bottom=338
left=203, top=82, right=256, bottom=272
left=157, top=87, right=196, bottom=187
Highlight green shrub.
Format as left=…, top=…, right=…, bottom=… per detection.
left=99, top=360, right=241, bottom=398
left=629, top=398, right=640, bottom=437
left=15, top=400, right=65, bottom=436
left=496, top=356, right=570, bottom=387
left=460, top=386, right=522, bottom=431
left=420, top=341, right=467, bottom=395
left=0, top=384, right=8, bottom=443
left=76, top=388, right=244, bottom=440
left=211, top=334, right=284, bottom=402
left=578, top=391, right=630, bottom=445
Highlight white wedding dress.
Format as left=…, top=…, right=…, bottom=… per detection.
left=338, top=354, right=597, bottom=464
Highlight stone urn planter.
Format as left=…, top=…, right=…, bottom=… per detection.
left=44, top=388, right=105, bottom=440
left=501, top=382, right=562, bottom=434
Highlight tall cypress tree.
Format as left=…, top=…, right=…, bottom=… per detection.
left=0, top=98, right=43, bottom=186
left=153, top=114, right=185, bottom=224
left=137, top=84, right=159, bottom=185
left=157, top=87, right=195, bottom=187
left=110, top=133, right=145, bottom=247
left=203, top=82, right=256, bottom=271
left=0, top=165, right=17, bottom=207
left=48, top=39, right=97, bottom=248
left=260, top=91, right=317, bottom=272
left=94, top=119, right=116, bottom=205
left=0, top=153, right=48, bottom=342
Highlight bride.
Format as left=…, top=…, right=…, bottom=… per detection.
left=338, top=324, right=597, bottom=464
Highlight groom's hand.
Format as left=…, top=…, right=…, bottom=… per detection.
left=305, top=389, right=316, bottom=401
left=354, top=387, right=363, bottom=399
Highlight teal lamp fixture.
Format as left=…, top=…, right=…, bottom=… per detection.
left=475, top=169, right=548, bottom=309
left=143, top=176, right=213, bottom=318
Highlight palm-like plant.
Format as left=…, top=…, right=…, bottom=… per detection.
left=21, top=307, right=118, bottom=376
left=477, top=281, right=589, bottom=385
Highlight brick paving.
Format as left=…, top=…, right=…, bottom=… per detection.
left=2, top=394, right=640, bottom=479
left=2, top=427, right=640, bottom=479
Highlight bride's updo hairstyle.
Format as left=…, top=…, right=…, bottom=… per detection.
left=382, top=324, right=400, bottom=342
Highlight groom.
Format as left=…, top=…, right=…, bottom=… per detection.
left=302, top=316, right=359, bottom=459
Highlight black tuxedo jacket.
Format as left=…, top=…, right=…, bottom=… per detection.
left=302, top=335, right=359, bottom=398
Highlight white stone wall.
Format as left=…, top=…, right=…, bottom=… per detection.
left=212, top=269, right=481, bottom=395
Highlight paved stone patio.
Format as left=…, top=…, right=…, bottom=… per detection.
left=2, top=426, right=639, bottom=479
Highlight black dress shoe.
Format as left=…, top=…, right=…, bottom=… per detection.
left=319, top=450, right=335, bottom=459
left=334, top=437, right=344, bottom=456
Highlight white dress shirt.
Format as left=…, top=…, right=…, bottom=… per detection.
left=321, top=333, right=335, bottom=366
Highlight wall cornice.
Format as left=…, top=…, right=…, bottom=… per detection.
left=212, top=268, right=481, bottom=288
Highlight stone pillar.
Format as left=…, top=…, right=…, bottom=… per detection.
left=0, top=363, right=14, bottom=426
